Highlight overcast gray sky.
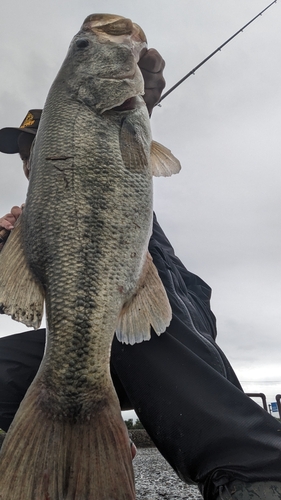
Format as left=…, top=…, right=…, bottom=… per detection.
left=0, top=0, right=281, bottom=415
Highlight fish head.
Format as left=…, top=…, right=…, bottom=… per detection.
left=60, top=14, right=147, bottom=113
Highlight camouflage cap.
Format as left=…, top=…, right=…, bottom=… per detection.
left=0, top=109, right=42, bottom=154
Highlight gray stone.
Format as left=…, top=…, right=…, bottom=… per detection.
left=133, top=448, right=203, bottom=500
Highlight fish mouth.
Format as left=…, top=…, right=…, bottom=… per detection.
left=112, top=97, right=139, bottom=111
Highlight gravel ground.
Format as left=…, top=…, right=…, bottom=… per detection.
left=133, top=448, right=203, bottom=500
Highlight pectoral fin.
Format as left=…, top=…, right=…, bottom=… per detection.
left=0, top=217, right=44, bottom=328
left=151, top=140, right=181, bottom=177
left=116, top=252, right=172, bottom=345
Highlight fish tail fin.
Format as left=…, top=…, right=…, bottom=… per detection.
left=116, top=252, right=172, bottom=344
left=0, top=380, right=135, bottom=499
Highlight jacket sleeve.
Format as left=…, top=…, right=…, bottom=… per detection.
left=149, top=213, right=217, bottom=340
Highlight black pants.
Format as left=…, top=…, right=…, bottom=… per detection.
left=0, top=217, right=281, bottom=499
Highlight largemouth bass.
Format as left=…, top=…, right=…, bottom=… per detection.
left=0, top=14, right=180, bottom=499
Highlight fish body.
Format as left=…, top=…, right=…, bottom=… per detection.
left=0, top=14, right=180, bottom=500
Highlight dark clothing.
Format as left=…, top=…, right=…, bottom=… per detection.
left=0, top=215, right=281, bottom=499
left=0, top=328, right=45, bottom=432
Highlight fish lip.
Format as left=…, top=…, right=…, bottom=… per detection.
left=81, top=14, right=147, bottom=63
left=81, top=14, right=147, bottom=42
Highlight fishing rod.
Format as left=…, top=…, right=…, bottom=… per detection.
left=158, top=0, right=278, bottom=104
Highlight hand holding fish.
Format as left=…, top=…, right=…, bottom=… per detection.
left=0, top=206, right=21, bottom=231
left=0, top=206, right=22, bottom=250
left=139, top=48, right=166, bottom=115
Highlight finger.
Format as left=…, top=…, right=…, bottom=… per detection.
left=0, top=228, right=10, bottom=245
left=0, top=214, right=16, bottom=230
left=143, top=86, right=165, bottom=116
left=0, top=206, right=22, bottom=231
left=11, top=206, right=22, bottom=219
left=138, top=48, right=165, bottom=73
left=141, top=69, right=165, bottom=91
left=141, top=68, right=166, bottom=92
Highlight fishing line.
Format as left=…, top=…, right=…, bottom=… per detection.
left=158, top=0, right=278, bottom=104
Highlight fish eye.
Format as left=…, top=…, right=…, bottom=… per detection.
left=76, top=38, right=89, bottom=49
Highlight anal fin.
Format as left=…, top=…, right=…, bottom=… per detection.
left=116, top=252, right=172, bottom=345
left=0, top=216, right=44, bottom=329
